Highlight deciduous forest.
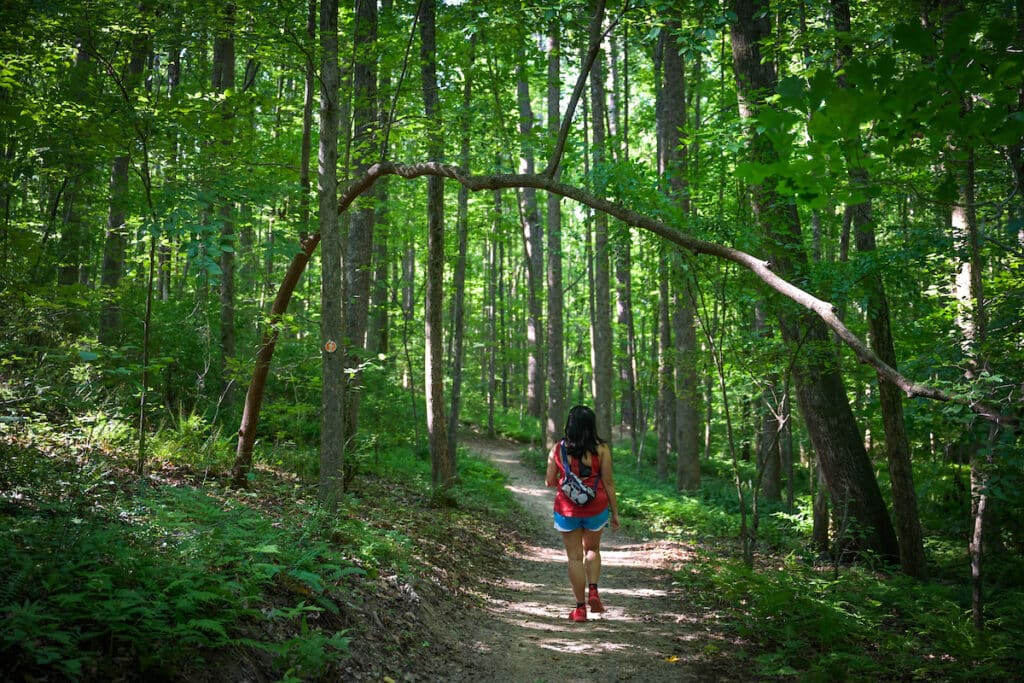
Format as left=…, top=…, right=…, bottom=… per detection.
left=2, top=0, right=1022, bottom=680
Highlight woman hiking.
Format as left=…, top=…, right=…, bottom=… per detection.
left=545, top=405, right=621, bottom=622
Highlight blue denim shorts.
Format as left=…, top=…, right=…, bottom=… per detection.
left=554, top=507, right=610, bottom=532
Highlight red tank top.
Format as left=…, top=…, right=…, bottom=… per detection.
left=553, top=441, right=609, bottom=517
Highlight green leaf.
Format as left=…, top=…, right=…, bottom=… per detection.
left=893, top=22, right=935, bottom=57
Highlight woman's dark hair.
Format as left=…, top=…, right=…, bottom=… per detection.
left=563, top=405, right=602, bottom=459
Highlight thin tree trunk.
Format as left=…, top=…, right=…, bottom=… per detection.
left=673, top=277, right=700, bottom=491
left=656, top=250, right=673, bottom=482
left=487, top=191, right=500, bottom=438
left=318, top=0, right=344, bottom=507
left=447, top=37, right=473, bottom=453
left=299, top=0, right=315, bottom=239
left=367, top=0, right=394, bottom=357
left=545, top=22, right=566, bottom=448
left=609, top=29, right=639, bottom=458
left=213, top=3, right=237, bottom=408
left=588, top=0, right=613, bottom=439
left=99, top=165, right=129, bottom=344
left=516, top=45, right=545, bottom=420
left=420, top=0, right=452, bottom=489
left=342, top=0, right=378, bottom=441
left=754, top=302, right=781, bottom=502
left=833, top=0, right=927, bottom=578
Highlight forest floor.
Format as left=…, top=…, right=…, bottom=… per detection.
left=416, top=436, right=753, bottom=683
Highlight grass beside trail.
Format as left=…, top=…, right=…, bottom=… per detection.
left=1, top=419, right=521, bottom=682
left=520, top=440, right=1024, bottom=682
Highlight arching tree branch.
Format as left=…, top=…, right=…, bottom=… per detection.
left=233, top=160, right=1015, bottom=484
left=354, top=161, right=1015, bottom=427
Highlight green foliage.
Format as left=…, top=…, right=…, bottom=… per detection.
left=674, top=552, right=1024, bottom=680
left=149, top=409, right=233, bottom=469
left=0, top=424, right=366, bottom=680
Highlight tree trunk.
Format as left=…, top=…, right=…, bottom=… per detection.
left=952, top=100, right=989, bottom=629
left=318, top=0, right=344, bottom=507
left=367, top=0, right=394, bottom=357
left=447, top=38, right=473, bottom=453
left=516, top=45, right=545, bottom=421
left=609, top=29, right=639, bottom=460
left=487, top=190, right=501, bottom=438
left=99, top=171, right=132, bottom=341
left=342, top=0, right=378, bottom=441
left=213, top=2, right=237, bottom=408
left=588, top=0, right=613, bottom=440
left=730, top=0, right=898, bottom=561
left=673, top=277, right=701, bottom=491
left=754, top=302, right=781, bottom=502
left=656, top=250, right=673, bottom=482
left=420, top=0, right=452, bottom=489
left=658, top=17, right=700, bottom=489
left=832, top=0, right=928, bottom=580
left=545, top=22, right=566, bottom=449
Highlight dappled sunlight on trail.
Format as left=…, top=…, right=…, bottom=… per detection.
left=456, top=436, right=750, bottom=682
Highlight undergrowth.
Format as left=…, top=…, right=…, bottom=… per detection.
left=0, top=415, right=519, bottom=682
left=520, top=430, right=1024, bottom=681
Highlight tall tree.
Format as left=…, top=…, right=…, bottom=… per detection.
left=730, top=0, right=899, bottom=560
left=319, top=0, right=344, bottom=507
left=609, top=30, right=640, bottom=461
left=213, top=2, right=237, bottom=407
left=420, top=0, right=452, bottom=488
left=832, top=0, right=927, bottom=579
left=588, top=0, right=613, bottom=439
left=98, top=19, right=148, bottom=346
left=300, top=0, right=316, bottom=238
left=545, top=20, right=566, bottom=448
left=659, top=17, right=701, bottom=491
left=516, top=42, right=545, bottom=420
left=447, top=35, right=474, bottom=453
left=342, top=0, right=379, bottom=440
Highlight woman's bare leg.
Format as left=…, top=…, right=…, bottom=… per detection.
left=560, top=528, right=586, bottom=604
left=582, top=527, right=604, bottom=585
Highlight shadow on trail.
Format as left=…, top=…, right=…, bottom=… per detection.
left=460, top=437, right=746, bottom=683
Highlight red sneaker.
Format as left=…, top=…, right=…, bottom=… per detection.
left=569, top=605, right=588, bottom=622
left=588, top=587, right=605, bottom=613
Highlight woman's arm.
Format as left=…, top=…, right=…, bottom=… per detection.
left=545, top=443, right=561, bottom=487
left=600, top=444, right=621, bottom=530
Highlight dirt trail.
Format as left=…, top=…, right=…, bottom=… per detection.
left=451, top=437, right=741, bottom=682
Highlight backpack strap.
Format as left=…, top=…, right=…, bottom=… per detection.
left=561, top=440, right=600, bottom=488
